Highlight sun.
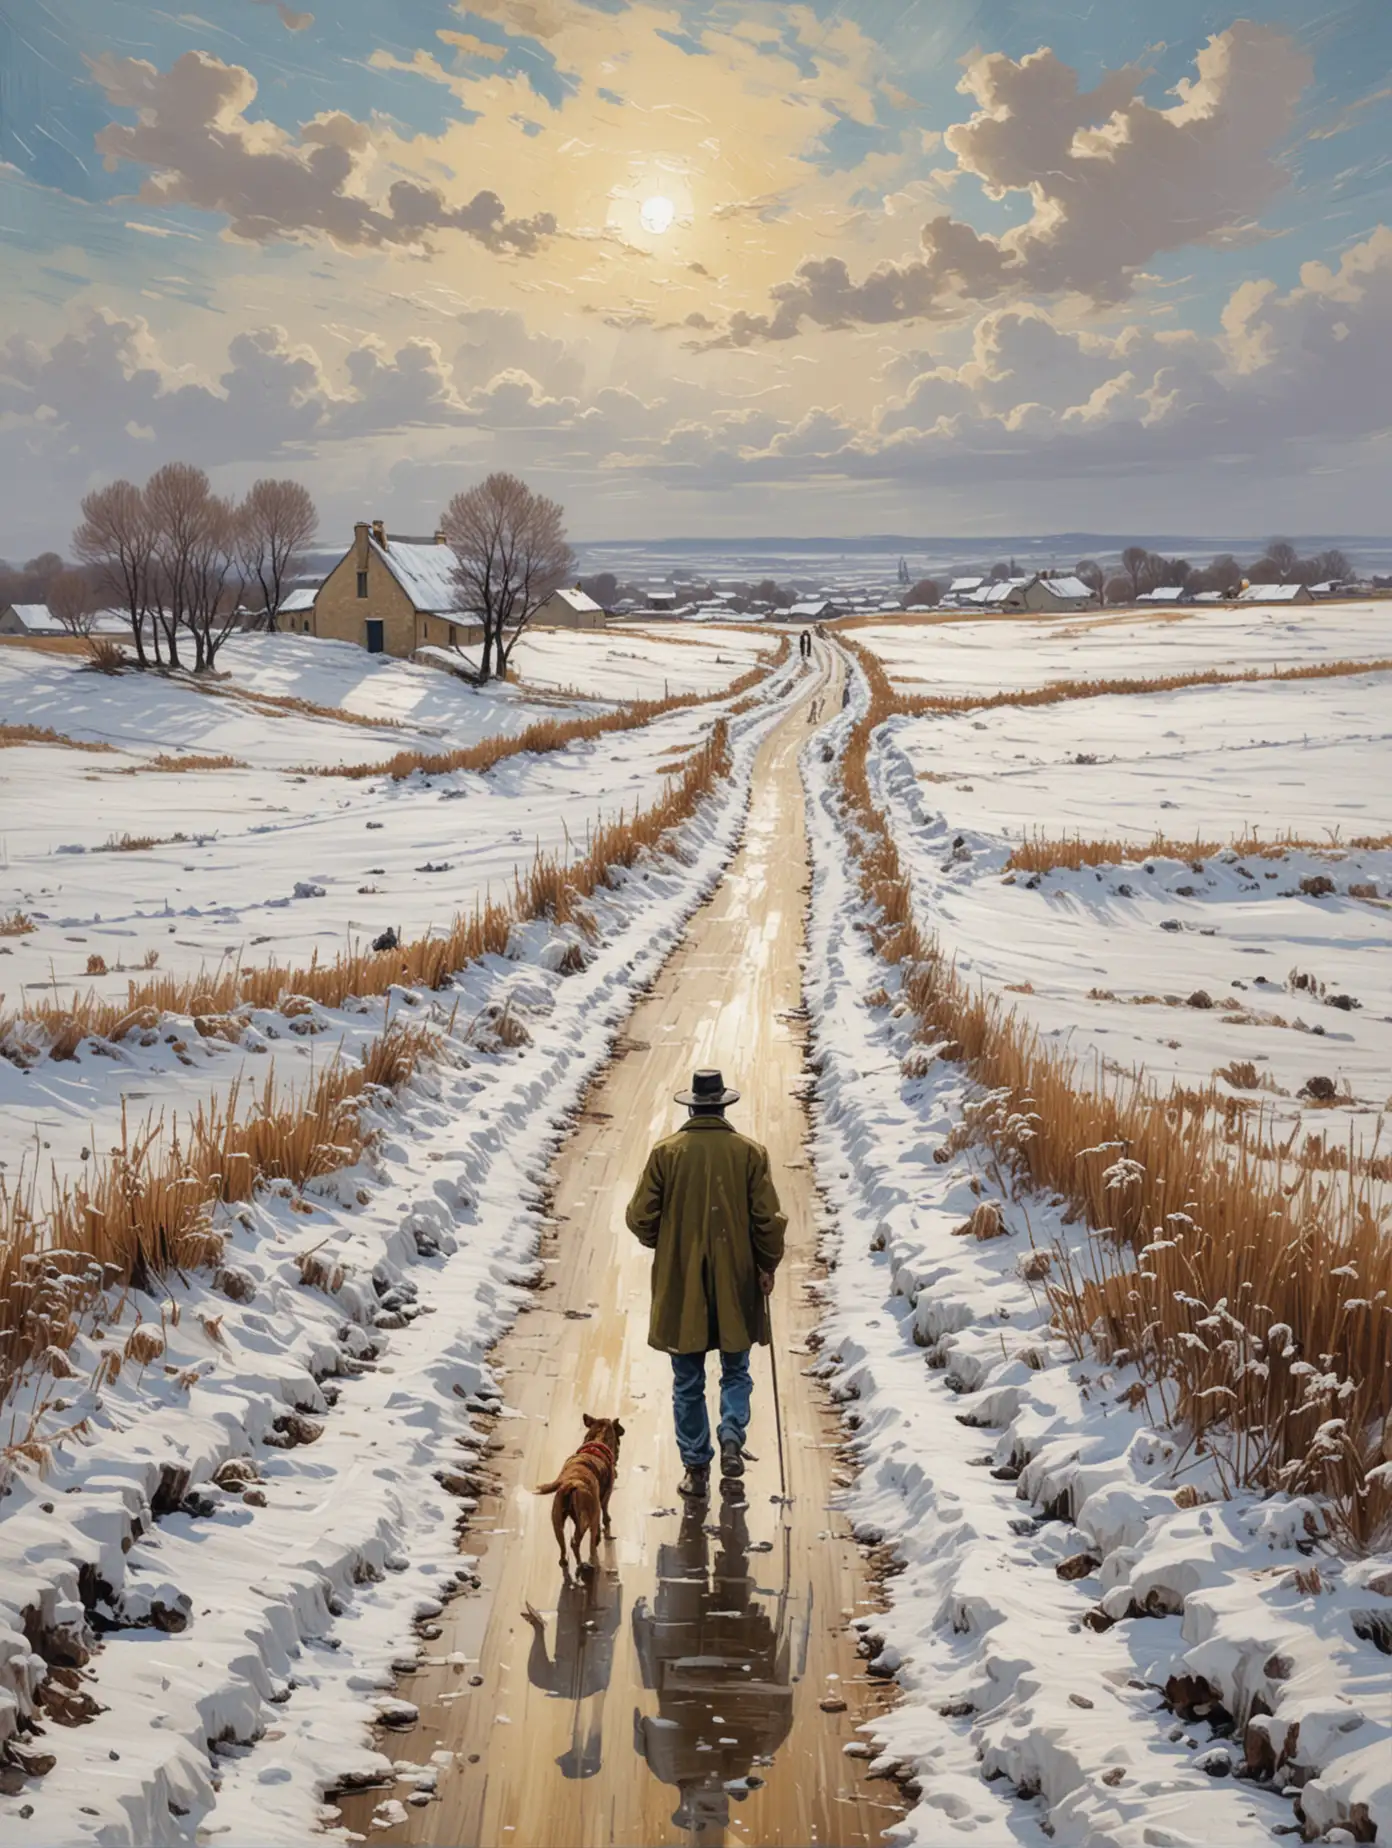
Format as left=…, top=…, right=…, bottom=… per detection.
left=639, top=194, right=676, bottom=236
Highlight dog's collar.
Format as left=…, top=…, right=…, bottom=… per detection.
left=577, top=1439, right=615, bottom=1468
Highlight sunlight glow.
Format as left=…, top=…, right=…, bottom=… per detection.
left=639, top=194, right=676, bottom=235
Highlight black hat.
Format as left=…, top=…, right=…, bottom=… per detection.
left=675, top=1067, right=740, bottom=1107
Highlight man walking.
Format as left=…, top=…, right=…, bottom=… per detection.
left=626, top=1069, right=787, bottom=1500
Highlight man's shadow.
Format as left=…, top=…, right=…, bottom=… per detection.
left=631, top=1486, right=795, bottom=1835
left=522, top=1567, right=623, bottom=1779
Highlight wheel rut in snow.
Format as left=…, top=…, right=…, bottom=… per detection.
left=347, top=648, right=906, bottom=1846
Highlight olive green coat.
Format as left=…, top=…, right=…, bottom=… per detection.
left=625, top=1117, right=787, bottom=1354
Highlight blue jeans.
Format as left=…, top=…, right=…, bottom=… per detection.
left=670, top=1350, right=752, bottom=1468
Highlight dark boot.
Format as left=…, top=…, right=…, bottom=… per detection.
left=678, top=1465, right=709, bottom=1501
left=719, top=1437, right=745, bottom=1480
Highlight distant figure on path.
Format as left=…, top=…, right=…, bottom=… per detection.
left=799, top=628, right=812, bottom=661
left=625, top=1069, right=787, bottom=1501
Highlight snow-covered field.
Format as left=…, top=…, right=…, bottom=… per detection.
left=872, top=672, right=1392, bottom=1159
left=507, top=621, right=769, bottom=696
left=0, top=653, right=804, bottom=1847
left=802, top=664, right=1392, bottom=1848
left=0, top=631, right=784, bottom=1181
left=851, top=598, right=1392, bottom=698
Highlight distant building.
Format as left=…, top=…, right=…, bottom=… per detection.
left=273, top=586, right=318, bottom=633
left=967, top=579, right=1030, bottom=610
left=315, top=521, right=483, bottom=656
left=946, top=576, right=986, bottom=603
left=1019, top=573, right=1099, bottom=613
left=535, top=585, right=605, bottom=629
left=1239, top=582, right=1314, bottom=605
left=0, top=602, right=65, bottom=636
left=1135, top=585, right=1189, bottom=605
left=647, top=588, right=679, bottom=611
left=787, top=598, right=842, bottom=621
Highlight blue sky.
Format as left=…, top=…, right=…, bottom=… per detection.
left=2, top=0, right=1390, bottom=548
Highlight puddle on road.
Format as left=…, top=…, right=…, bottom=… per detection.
left=631, top=1487, right=801, bottom=1836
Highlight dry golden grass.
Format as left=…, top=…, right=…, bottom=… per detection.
left=1006, top=828, right=1392, bottom=874
left=836, top=634, right=1392, bottom=1547
left=320, top=640, right=786, bottom=782
left=1, top=911, right=36, bottom=938
left=1, top=716, right=735, bottom=1398
left=0, top=1020, right=435, bottom=1390
left=0, top=723, right=116, bottom=753
left=136, top=752, right=248, bottom=774
left=84, top=637, right=127, bottom=676
left=0, top=634, right=93, bottom=656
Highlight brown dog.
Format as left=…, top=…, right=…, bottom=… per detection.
left=534, top=1414, right=624, bottom=1578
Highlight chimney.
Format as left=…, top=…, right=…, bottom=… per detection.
left=434, top=529, right=446, bottom=546
left=371, top=519, right=387, bottom=549
left=353, top=521, right=369, bottom=570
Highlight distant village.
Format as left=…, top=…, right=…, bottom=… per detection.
left=1, top=514, right=1380, bottom=663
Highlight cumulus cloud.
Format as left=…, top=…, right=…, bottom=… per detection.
left=718, top=22, right=1311, bottom=342
left=248, top=0, right=314, bottom=30
left=624, top=224, right=1392, bottom=485
left=6, top=223, right=1389, bottom=548
left=93, top=51, right=556, bottom=253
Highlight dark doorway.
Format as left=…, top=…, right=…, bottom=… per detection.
left=364, top=619, right=385, bottom=654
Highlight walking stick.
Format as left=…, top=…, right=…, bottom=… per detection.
left=767, top=1295, right=789, bottom=1502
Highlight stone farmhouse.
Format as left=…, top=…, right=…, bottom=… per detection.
left=308, top=522, right=606, bottom=657
left=314, top=522, right=483, bottom=657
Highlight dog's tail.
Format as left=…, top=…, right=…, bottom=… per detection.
left=534, top=1478, right=563, bottom=1495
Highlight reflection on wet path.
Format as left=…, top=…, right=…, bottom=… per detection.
left=633, top=1487, right=797, bottom=1834
left=524, top=1570, right=623, bottom=1779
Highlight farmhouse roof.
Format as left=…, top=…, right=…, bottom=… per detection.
left=948, top=576, right=985, bottom=593
left=1034, top=575, right=1095, bottom=600
left=1136, top=585, right=1188, bottom=603
left=372, top=537, right=468, bottom=615
left=277, top=587, right=318, bottom=614
left=551, top=585, right=602, bottom=615
left=5, top=602, right=65, bottom=632
left=1239, top=582, right=1306, bottom=602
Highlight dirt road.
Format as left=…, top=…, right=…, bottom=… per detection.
left=355, top=645, right=903, bottom=1847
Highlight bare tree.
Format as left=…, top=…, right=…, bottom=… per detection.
left=239, top=478, right=318, bottom=629
left=1103, top=573, right=1134, bottom=605
left=73, top=480, right=158, bottom=668
left=901, top=577, right=942, bottom=607
left=1074, top=558, right=1104, bottom=596
left=1120, top=546, right=1149, bottom=598
left=145, top=464, right=244, bottom=672
left=1208, top=553, right=1243, bottom=595
left=1312, top=547, right=1352, bottom=584
left=440, top=472, right=575, bottom=684
left=183, top=494, right=244, bottom=672
left=1265, top=538, right=1300, bottom=581
left=46, top=568, right=100, bottom=636
left=579, top=570, right=618, bottom=611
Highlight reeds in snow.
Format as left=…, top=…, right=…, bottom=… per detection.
left=0, top=718, right=734, bottom=1399
left=1006, top=829, right=1392, bottom=874
left=0, top=1019, right=435, bottom=1392
left=836, top=635, right=1392, bottom=1547
left=0, top=724, right=115, bottom=753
